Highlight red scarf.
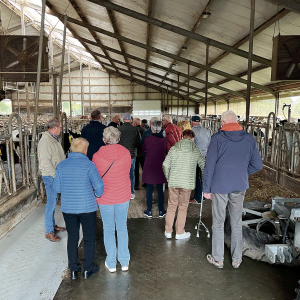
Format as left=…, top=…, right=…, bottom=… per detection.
left=221, top=123, right=243, bottom=131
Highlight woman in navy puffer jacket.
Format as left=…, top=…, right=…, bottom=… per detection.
left=53, top=138, right=104, bottom=280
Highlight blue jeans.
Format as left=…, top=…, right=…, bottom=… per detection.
left=43, top=176, right=58, bottom=233
left=146, top=184, right=164, bottom=212
left=99, top=201, right=130, bottom=268
left=130, top=158, right=136, bottom=194
left=194, top=165, right=202, bottom=202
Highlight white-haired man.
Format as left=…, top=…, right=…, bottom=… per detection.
left=203, top=110, right=262, bottom=269
left=108, top=115, right=120, bottom=128
left=162, top=115, right=182, bottom=152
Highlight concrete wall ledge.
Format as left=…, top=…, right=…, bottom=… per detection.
left=0, top=186, right=39, bottom=239
left=260, top=165, right=300, bottom=195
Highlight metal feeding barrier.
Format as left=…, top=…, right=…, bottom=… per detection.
left=0, top=113, right=89, bottom=203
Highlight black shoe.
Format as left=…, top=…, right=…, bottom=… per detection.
left=83, top=265, right=99, bottom=279
left=71, top=268, right=81, bottom=280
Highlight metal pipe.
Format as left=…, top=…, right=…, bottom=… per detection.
left=89, top=0, right=271, bottom=66
left=89, top=64, right=91, bottom=113
left=30, top=0, right=46, bottom=192
left=171, top=81, right=173, bottom=114
left=68, top=46, right=72, bottom=118
left=80, top=57, right=84, bottom=116
left=53, top=74, right=58, bottom=117
left=245, top=0, right=256, bottom=124
left=205, top=44, right=209, bottom=117
left=8, top=113, right=25, bottom=191
left=177, top=74, right=179, bottom=117
left=187, top=63, right=190, bottom=117
left=275, top=92, right=280, bottom=118
left=166, top=87, right=169, bottom=113
left=108, top=73, right=111, bottom=118
left=58, top=14, right=68, bottom=116
left=24, top=130, right=30, bottom=188
left=17, top=82, right=20, bottom=114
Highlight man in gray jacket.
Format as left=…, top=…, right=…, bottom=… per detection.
left=38, top=117, right=66, bottom=242
left=190, top=115, right=211, bottom=203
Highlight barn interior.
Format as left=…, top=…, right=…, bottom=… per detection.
left=0, top=0, right=300, bottom=299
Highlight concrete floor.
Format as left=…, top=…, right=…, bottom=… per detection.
left=54, top=218, right=299, bottom=300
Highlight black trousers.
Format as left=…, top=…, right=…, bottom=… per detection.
left=135, top=156, right=145, bottom=187
left=63, top=211, right=97, bottom=272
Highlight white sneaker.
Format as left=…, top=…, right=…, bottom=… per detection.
left=164, top=231, right=172, bottom=239
left=105, top=261, right=116, bottom=273
left=131, top=193, right=135, bottom=200
left=175, top=232, right=191, bottom=240
left=121, top=264, right=129, bottom=272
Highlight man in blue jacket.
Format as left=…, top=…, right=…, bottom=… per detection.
left=203, top=110, right=262, bottom=270
left=81, top=109, right=106, bottom=160
left=53, top=138, right=104, bottom=280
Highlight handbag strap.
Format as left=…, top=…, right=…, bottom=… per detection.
left=101, top=161, right=114, bottom=178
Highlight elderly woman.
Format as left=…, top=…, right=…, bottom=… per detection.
left=53, top=138, right=104, bottom=280
left=142, top=120, right=168, bottom=218
left=93, top=126, right=131, bottom=273
left=163, top=130, right=205, bottom=239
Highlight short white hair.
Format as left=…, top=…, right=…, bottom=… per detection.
left=150, top=117, right=159, bottom=122
left=133, top=118, right=141, bottom=125
left=103, top=126, right=121, bottom=144
left=221, top=110, right=238, bottom=123
left=163, top=115, right=172, bottom=123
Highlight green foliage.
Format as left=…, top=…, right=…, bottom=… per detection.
left=62, top=101, right=82, bottom=116
left=0, top=100, right=12, bottom=115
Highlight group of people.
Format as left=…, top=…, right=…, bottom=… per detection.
left=37, top=108, right=262, bottom=280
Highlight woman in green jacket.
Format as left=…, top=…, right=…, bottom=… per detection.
left=163, top=129, right=205, bottom=240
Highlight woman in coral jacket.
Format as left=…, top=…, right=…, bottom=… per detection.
left=93, top=126, right=131, bottom=273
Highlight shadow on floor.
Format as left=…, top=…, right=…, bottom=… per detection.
left=54, top=218, right=299, bottom=300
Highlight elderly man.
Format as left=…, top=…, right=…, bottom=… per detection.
left=132, top=118, right=145, bottom=190
left=81, top=109, right=106, bottom=160
left=162, top=114, right=182, bottom=152
left=38, top=117, right=66, bottom=242
left=53, top=138, right=104, bottom=280
left=118, top=113, right=141, bottom=199
left=203, top=110, right=262, bottom=269
left=190, top=115, right=211, bottom=204
left=141, top=117, right=165, bottom=144
left=108, top=114, right=120, bottom=128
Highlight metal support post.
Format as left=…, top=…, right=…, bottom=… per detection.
left=177, top=74, right=179, bottom=117
left=30, top=0, right=46, bottom=191
left=166, top=87, right=169, bottom=113
left=108, top=73, right=111, bottom=118
left=205, top=44, right=209, bottom=117
left=214, top=101, right=217, bottom=114
left=80, top=57, right=84, bottom=116
left=187, top=63, right=190, bottom=117
left=275, top=92, right=280, bottom=118
left=16, top=82, right=20, bottom=114
left=58, top=14, right=68, bottom=116
left=227, top=100, right=230, bottom=110
left=68, top=46, right=72, bottom=117
left=88, top=64, right=91, bottom=113
left=245, top=0, right=256, bottom=124
left=53, top=74, right=57, bottom=117
left=171, top=81, right=173, bottom=115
